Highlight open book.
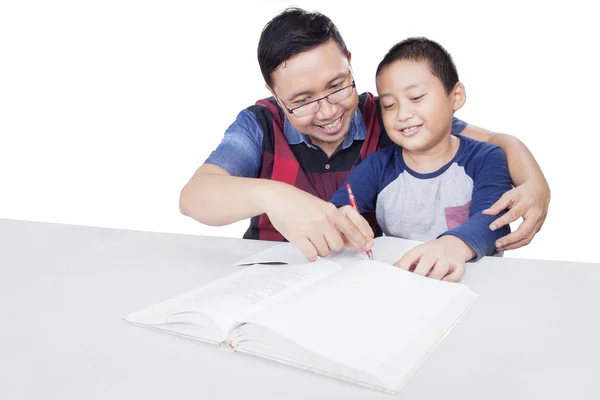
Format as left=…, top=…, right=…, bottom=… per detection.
left=124, top=236, right=478, bottom=394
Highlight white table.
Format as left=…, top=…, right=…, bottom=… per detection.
left=1, top=218, right=599, bottom=399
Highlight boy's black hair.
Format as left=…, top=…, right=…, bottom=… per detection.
left=257, top=7, right=349, bottom=88
left=376, top=37, right=459, bottom=94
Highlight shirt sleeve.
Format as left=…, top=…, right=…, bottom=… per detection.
left=452, top=117, right=468, bottom=135
left=329, top=153, right=383, bottom=213
left=203, top=109, right=263, bottom=178
left=439, top=146, right=512, bottom=260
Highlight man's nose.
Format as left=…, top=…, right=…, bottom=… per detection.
left=316, top=98, right=337, bottom=120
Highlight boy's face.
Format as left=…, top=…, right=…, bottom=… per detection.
left=376, top=60, right=465, bottom=153
left=268, top=39, right=358, bottom=153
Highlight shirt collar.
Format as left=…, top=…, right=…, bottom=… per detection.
left=283, top=108, right=367, bottom=150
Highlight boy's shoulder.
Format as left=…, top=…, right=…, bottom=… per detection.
left=364, top=143, right=400, bottom=163
left=456, top=136, right=507, bottom=177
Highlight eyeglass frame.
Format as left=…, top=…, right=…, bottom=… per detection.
left=273, top=72, right=356, bottom=117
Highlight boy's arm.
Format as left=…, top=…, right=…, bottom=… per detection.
left=394, top=146, right=512, bottom=282
left=439, top=146, right=512, bottom=259
left=329, top=154, right=382, bottom=213
left=460, top=123, right=550, bottom=250
left=179, top=110, right=372, bottom=261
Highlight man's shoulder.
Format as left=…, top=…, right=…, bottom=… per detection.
left=461, top=135, right=503, bottom=156
left=246, top=97, right=280, bottom=117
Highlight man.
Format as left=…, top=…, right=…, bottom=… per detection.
left=179, top=7, right=550, bottom=262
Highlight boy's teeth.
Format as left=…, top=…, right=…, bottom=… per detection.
left=403, top=126, right=418, bottom=133
left=322, top=117, right=341, bottom=130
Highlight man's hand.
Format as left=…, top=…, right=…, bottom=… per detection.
left=263, top=184, right=374, bottom=261
left=337, top=205, right=376, bottom=253
left=393, top=236, right=475, bottom=282
left=482, top=180, right=550, bottom=251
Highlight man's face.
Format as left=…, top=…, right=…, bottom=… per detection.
left=377, top=59, right=463, bottom=153
left=269, top=39, right=359, bottom=153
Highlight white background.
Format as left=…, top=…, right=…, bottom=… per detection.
left=1, top=1, right=598, bottom=263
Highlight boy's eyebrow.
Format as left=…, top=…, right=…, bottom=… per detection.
left=402, top=83, right=424, bottom=91
left=288, top=72, right=348, bottom=101
left=379, top=83, right=424, bottom=98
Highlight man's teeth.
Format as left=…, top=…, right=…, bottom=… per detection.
left=402, top=126, right=419, bottom=133
left=321, top=117, right=341, bottom=130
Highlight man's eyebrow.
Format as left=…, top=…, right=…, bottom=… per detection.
left=288, top=72, right=348, bottom=101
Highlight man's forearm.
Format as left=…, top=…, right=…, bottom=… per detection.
left=179, top=169, right=275, bottom=226
left=461, top=124, right=546, bottom=186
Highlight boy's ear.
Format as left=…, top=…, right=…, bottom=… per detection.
left=451, top=82, right=467, bottom=111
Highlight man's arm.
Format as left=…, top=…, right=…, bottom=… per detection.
left=460, top=124, right=551, bottom=250
left=180, top=164, right=373, bottom=260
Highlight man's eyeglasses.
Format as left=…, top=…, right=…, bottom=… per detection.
left=276, top=79, right=356, bottom=118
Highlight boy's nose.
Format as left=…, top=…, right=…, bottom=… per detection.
left=397, top=105, right=414, bottom=122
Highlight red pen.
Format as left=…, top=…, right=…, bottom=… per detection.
left=345, top=183, right=374, bottom=260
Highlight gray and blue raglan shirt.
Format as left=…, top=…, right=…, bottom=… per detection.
left=329, top=135, right=512, bottom=260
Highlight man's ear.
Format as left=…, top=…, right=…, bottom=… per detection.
left=451, top=82, right=467, bottom=112
left=265, top=83, right=275, bottom=98
left=265, top=83, right=289, bottom=114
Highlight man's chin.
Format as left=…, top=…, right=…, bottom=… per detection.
left=311, top=131, right=347, bottom=146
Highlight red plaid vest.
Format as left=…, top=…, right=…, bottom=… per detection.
left=243, top=92, right=392, bottom=241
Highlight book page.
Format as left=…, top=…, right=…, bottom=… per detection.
left=125, top=261, right=342, bottom=342
left=236, top=260, right=477, bottom=391
left=368, top=236, right=423, bottom=265
left=233, top=236, right=423, bottom=268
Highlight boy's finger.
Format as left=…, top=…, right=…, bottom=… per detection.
left=428, top=261, right=449, bottom=280
left=394, top=248, right=420, bottom=271
left=442, top=267, right=464, bottom=282
left=413, top=255, right=436, bottom=276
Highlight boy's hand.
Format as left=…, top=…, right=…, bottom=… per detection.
left=393, top=236, right=476, bottom=282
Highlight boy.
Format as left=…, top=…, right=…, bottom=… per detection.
left=330, top=37, right=511, bottom=282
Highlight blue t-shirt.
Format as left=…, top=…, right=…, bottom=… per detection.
left=329, top=136, right=512, bottom=260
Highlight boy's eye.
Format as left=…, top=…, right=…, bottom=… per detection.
left=382, top=103, right=396, bottom=110
left=411, top=94, right=425, bottom=101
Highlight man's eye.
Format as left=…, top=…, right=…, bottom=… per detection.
left=411, top=95, right=425, bottom=101
left=330, top=83, right=342, bottom=90
left=294, top=97, right=309, bottom=105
